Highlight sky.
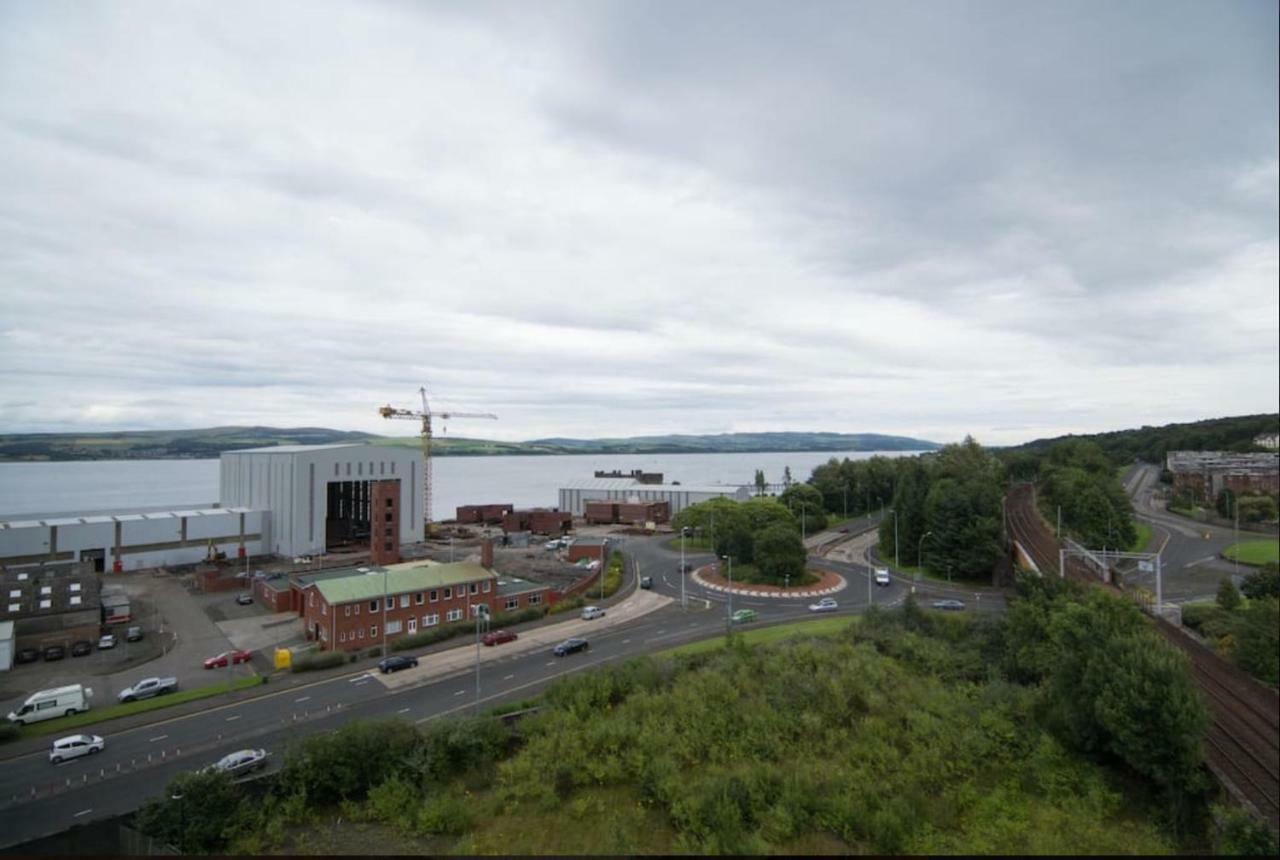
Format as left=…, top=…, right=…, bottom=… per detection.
left=1, top=0, right=1276, bottom=447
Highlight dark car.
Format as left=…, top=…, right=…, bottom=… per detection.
left=639, top=576, right=653, bottom=590
left=931, top=599, right=966, bottom=611
left=482, top=630, right=518, bottom=646
left=553, top=638, right=589, bottom=657
left=204, top=748, right=269, bottom=779
left=70, top=640, right=93, bottom=657
left=15, top=647, right=39, bottom=664
left=235, top=593, right=254, bottom=606
left=678, top=562, right=693, bottom=574
left=377, top=655, right=419, bottom=674
left=125, top=626, right=144, bottom=642
left=42, top=645, right=66, bottom=662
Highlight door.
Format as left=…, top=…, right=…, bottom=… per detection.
left=408, top=618, right=417, bottom=634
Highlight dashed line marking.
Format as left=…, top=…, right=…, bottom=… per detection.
left=73, top=808, right=93, bottom=818
left=621, top=639, right=631, bottom=644
left=397, top=707, right=410, bottom=714
left=294, top=696, right=311, bottom=703
left=148, top=735, right=168, bottom=743
left=503, top=674, right=514, bottom=681
left=453, top=689, right=465, bottom=696
left=225, top=714, right=241, bottom=722
left=546, top=661, right=556, bottom=666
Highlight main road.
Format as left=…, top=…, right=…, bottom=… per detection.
left=0, top=528, right=989, bottom=849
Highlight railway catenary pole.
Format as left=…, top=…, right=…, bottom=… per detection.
left=680, top=528, right=687, bottom=611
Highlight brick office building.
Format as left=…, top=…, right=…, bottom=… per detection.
left=298, top=559, right=551, bottom=652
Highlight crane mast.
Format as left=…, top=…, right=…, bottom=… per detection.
left=379, top=386, right=497, bottom=539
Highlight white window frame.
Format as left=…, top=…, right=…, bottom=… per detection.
left=446, top=608, right=462, bottom=622
left=370, top=625, right=378, bottom=639
left=443, top=587, right=452, bottom=599
left=529, top=593, right=542, bottom=605
left=424, top=613, right=438, bottom=627
left=369, top=599, right=379, bottom=612
left=429, top=590, right=438, bottom=603
left=385, top=620, right=402, bottom=635
left=399, top=594, right=409, bottom=609
left=482, top=581, right=491, bottom=593
left=415, top=592, right=424, bottom=605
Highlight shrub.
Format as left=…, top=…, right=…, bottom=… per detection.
left=277, top=719, right=421, bottom=805
left=1240, top=562, right=1280, bottom=600
left=416, top=788, right=474, bottom=836
left=365, top=776, right=420, bottom=829
left=550, top=594, right=587, bottom=615
left=0, top=723, right=20, bottom=744
left=393, top=622, right=470, bottom=651
left=1216, top=578, right=1241, bottom=611
left=290, top=651, right=347, bottom=673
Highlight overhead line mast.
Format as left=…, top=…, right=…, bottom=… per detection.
left=379, top=386, right=497, bottom=539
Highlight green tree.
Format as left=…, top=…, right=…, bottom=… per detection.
left=778, top=483, right=827, bottom=533
left=1240, top=562, right=1280, bottom=600
left=880, top=457, right=931, bottom=565
left=1234, top=599, right=1279, bottom=685
left=754, top=523, right=807, bottom=583
left=1216, top=578, right=1241, bottom=611
left=753, top=469, right=767, bottom=496
left=1216, top=488, right=1236, bottom=520
left=135, top=770, right=247, bottom=854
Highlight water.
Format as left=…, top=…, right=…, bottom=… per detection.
left=0, top=450, right=918, bottom=520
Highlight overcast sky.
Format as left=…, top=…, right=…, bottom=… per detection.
left=1, top=0, right=1276, bottom=447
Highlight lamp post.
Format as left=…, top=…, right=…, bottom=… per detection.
left=891, top=509, right=899, bottom=569
left=680, top=527, right=687, bottom=611
left=722, top=555, right=733, bottom=635
left=171, top=791, right=185, bottom=853
left=381, top=567, right=389, bottom=659
left=474, top=604, right=487, bottom=715
left=917, top=531, right=933, bottom=578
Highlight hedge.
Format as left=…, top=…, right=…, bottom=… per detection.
left=291, top=651, right=348, bottom=673
left=392, top=605, right=549, bottom=651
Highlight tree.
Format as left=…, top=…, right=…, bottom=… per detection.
left=1216, top=488, right=1236, bottom=520
left=135, top=770, right=247, bottom=853
left=880, top=457, right=930, bottom=565
left=1216, top=578, right=1241, bottom=611
left=1240, top=562, right=1280, bottom=600
left=754, top=523, right=807, bottom=583
left=782, top=465, right=793, bottom=488
left=778, top=483, right=827, bottom=533
left=753, top=469, right=767, bottom=497
left=1234, top=599, right=1279, bottom=685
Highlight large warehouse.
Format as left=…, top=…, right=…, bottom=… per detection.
left=557, top=476, right=750, bottom=517
left=220, top=443, right=420, bottom=559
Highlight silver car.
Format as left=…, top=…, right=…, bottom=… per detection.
left=931, top=599, right=966, bottom=611
left=50, top=734, right=104, bottom=764
left=205, top=748, right=268, bottom=778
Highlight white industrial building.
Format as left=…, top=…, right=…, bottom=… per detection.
left=557, top=477, right=750, bottom=517
left=220, top=443, right=420, bottom=558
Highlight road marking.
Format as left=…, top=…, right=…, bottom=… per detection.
left=148, top=735, right=168, bottom=743
left=655, top=629, right=665, bottom=635
left=453, top=689, right=465, bottom=696
left=397, top=707, right=410, bottom=714
left=294, top=696, right=311, bottom=703
left=73, top=808, right=93, bottom=818
left=1186, top=555, right=1217, bottom=568
left=349, top=674, right=372, bottom=683
left=546, top=661, right=556, bottom=666
left=225, top=714, right=241, bottom=722
left=621, top=639, right=631, bottom=644
left=503, top=674, right=514, bottom=681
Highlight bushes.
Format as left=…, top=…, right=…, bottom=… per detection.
left=290, top=651, right=347, bottom=673
left=550, top=594, right=586, bottom=615
left=393, top=606, right=549, bottom=651
left=0, top=722, right=20, bottom=744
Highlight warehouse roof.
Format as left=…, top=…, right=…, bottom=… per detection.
left=559, top=478, right=748, bottom=494
left=227, top=443, right=367, bottom=454
left=0, top=506, right=255, bottom=529
left=311, top=560, right=496, bottom=605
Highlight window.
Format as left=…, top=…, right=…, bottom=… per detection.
left=358, top=462, right=363, bottom=476
left=482, top=581, right=491, bottom=593
left=369, top=599, right=379, bottom=612
left=469, top=583, right=479, bottom=595
left=40, top=585, right=52, bottom=595
left=39, top=599, right=51, bottom=609
left=335, top=463, right=340, bottom=476
left=345, top=606, right=351, bottom=617
left=429, top=590, right=438, bottom=603
left=69, top=583, right=81, bottom=592
left=399, top=594, right=409, bottom=609
left=358, top=628, right=365, bottom=639
left=70, top=596, right=82, bottom=606
left=505, top=597, right=519, bottom=611
left=322, top=603, right=327, bottom=615
left=385, top=512, right=393, bottom=522
left=380, top=461, right=385, bottom=475
left=7, top=603, right=18, bottom=612
left=354, top=603, right=360, bottom=615
left=17, top=573, right=27, bottom=580
left=385, top=527, right=393, bottom=537
left=385, top=541, right=394, bottom=551
left=408, top=618, right=417, bottom=633
left=386, top=620, right=401, bottom=635
left=340, top=631, right=346, bottom=642
left=424, top=613, right=438, bottom=627
left=7, top=590, right=18, bottom=598
left=309, top=592, right=315, bottom=607
left=370, top=625, right=378, bottom=638
left=446, top=608, right=462, bottom=622
left=391, top=461, right=396, bottom=474
left=529, top=593, right=542, bottom=605
left=415, top=592, right=424, bottom=605
left=443, top=587, right=452, bottom=599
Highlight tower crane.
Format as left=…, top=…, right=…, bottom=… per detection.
left=379, top=386, right=497, bottom=539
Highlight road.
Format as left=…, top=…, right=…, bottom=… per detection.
left=0, top=530, right=1004, bottom=849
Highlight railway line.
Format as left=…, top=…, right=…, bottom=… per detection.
left=1005, top=482, right=1280, bottom=832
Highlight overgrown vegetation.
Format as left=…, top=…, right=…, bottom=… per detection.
left=671, top=496, right=807, bottom=583
left=1035, top=439, right=1139, bottom=550
left=290, top=651, right=348, bottom=673
left=1002, top=413, right=1279, bottom=464
left=134, top=575, right=1244, bottom=855
left=1180, top=564, right=1280, bottom=686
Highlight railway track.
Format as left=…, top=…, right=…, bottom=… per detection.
left=1005, top=482, right=1280, bottom=831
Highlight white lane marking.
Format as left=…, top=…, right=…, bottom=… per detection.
left=621, top=639, right=631, bottom=644
left=349, top=674, right=373, bottom=683
left=546, top=661, right=556, bottom=666
left=655, top=629, right=666, bottom=634
left=148, top=735, right=168, bottom=743
left=453, top=689, right=465, bottom=696
left=225, top=714, right=241, bottom=722
left=73, top=808, right=93, bottom=818
left=397, top=707, right=410, bottom=714
left=503, top=674, right=514, bottom=681
left=1186, top=555, right=1216, bottom=568
left=294, top=696, right=311, bottom=703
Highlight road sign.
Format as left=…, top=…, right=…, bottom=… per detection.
left=1138, top=561, right=1154, bottom=573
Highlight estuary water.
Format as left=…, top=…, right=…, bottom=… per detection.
left=0, top=450, right=919, bottom=520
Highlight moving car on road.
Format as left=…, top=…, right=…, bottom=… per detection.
left=808, top=597, right=838, bottom=613
left=377, top=655, right=419, bottom=674
left=482, top=629, right=518, bottom=646
left=731, top=608, right=758, bottom=624
left=553, top=638, right=589, bottom=657
left=49, top=734, right=104, bottom=764
left=874, top=568, right=891, bottom=586
left=118, top=676, right=178, bottom=703
left=205, top=748, right=268, bottom=778
left=203, top=649, right=253, bottom=669
left=580, top=606, right=606, bottom=620
left=71, top=640, right=93, bottom=657
left=639, top=576, right=653, bottom=590
left=931, top=599, right=966, bottom=611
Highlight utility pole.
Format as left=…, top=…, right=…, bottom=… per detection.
left=892, top=509, right=899, bottom=569
left=680, top=528, right=687, bottom=611
left=381, top=567, right=389, bottom=659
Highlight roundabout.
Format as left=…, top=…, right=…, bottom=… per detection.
left=690, top=565, right=847, bottom=599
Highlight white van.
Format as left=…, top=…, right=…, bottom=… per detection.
left=50, top=734, right=104, bottom=764
left=7, top=684, right=93, bottom=725
left=874, top=568, right=891, bottom=586
left=580, top=606, right=606, bottom=620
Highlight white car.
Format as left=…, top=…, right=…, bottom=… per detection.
left=205, top=748, right=269, bottom=778
left=544, top=540, right=560, bottom=551
left=874, top=568, right=891, bottom=586
left=808, top=597, right=839, bottom=613
left=580, top=606, right=606, bottom=620
left=50, top=734, right=104, bottom=764
left=98, top=634, right=117, bottom=650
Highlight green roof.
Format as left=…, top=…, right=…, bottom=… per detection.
left=312, top=561, right=495, bottom=605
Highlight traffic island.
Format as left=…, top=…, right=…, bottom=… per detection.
left=691, top=566, right=846, bottom=598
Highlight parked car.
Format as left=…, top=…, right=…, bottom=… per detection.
left=639, top=576, right=654, bottom=590
left=205, top=748, right=268, bottom=778
left=125, top=626, right=144, bottom=642
left=70, top=640, right=93, bottom=657
left=580, top=606, right=606, bottom=620
left=544, top=540, right=560, bottom=551
left=874, top=568, right=891, bottom=586
left=203, top=649, right=253, bottom=669
left=8, top=685, right=92, bottom=725
left=553, top=638, right=589, bottom=657
left=377, top=655, right=419, bottom=674
left=98, top=634, right=117, bottom=650
left=931, top=599, right=966, bottom=611
left=482, top=629, right=518, bottom=646
left=808, top=597, right=838, bottom=613
left=235, top=593, right=254, bottom=606
left=42, top=645, right=66, bottom=661
left=15, top=647, right=39, bottom=664
left=49, top=734, right=104, bottom=764
left=731, top=608, right=758, bottom=624
left=118, top=676, right=178, bottom=703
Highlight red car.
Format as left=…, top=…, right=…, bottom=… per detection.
left=203, top=649, right=253, bottom=669
left=482, top=629, right=518, bottom=647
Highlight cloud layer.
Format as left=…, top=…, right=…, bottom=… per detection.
left=1, top=0, right=1276, bottom=446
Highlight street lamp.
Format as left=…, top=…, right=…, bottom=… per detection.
left=917, top=531, right=933, bottom=576
left=721, top=555, right=733, bottom=635
left=171, top=791, right=185, bottom=852
left=381, top=567, right=389, bottom=659
left=890, top=509, right=899, bottom=569
left=680, top=527, right=687, bottom=611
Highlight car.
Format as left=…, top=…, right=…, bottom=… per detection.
left=678, top=561, right=693, bottom=574
left=118, top=676, right=178, bottom=702
left=808, top=598, right=838, bottom=613
left=482, top=629, right=518, bottom=647
left=205, top=748, right=269, bottom=778
left=639, top=576, right=654, bottom=590
left=874, top=568, right=891, bottom=586
left=553, top=638, right=589, bottom=657
left=580, top=606, right=606, bottom=620
left=203, top=649, right=253, bottom=669
left=377, top=655, right=419, bottom=674
left=544, top=540, right=561, bottom=551
left=931, top=599, right=966, bottom=611
left=235, top=593, right=254, bottom=606
left=49, top=734, right=104, bottom=764
left=42, top=645, right=66, bottom=661
left=731, top=608, right=758, bottom=624
left=15, top=647, right=39, bottom=664
left=98, top=634, right=117, bottom=650
left=70, top=640, right=93, bottom=657
left=125, top=626, right=144, bottom=642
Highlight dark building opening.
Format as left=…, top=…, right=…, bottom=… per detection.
left=326, top=480, right=372, bottom=551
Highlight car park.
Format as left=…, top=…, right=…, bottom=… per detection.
left=205, top=748, right=269, bottom=778
left=42, top=645, right=66, bottom=661
left=125, top=626, right=144, bottom=642
left=98, top=634, right=117, bottom=650
left=731, top=608, right=758, bottom=624
left=931, top=599, right=966, bottom=611
left=377, top=655, right=419, bottom=674
left=580, top=606, right=606, bottom=620
left=70, top=640, right=93, bottom=657
left=553, top=638, right=589, bottom=657
left=482, top=629, right=518, bottom=646
left=203, top=649, right=253, bottom=669
left=874, top=568, right=891, bottom=586
left=15, top=647, right=39, bottom=664
left=808, top=597, right=838, bottom=613
left=235, top=593, right=254, bottom=606
left=639, top=576, right=653, bottom=590
left=49, top=734, right=104, bottom=764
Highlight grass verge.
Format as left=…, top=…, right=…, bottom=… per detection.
left=13, top=675, right=266, bottom=740
left=1130, top=521, right=1153, bottom=552
left=663, top=536, right=714, bottom=553
left=1223, top=539, right=1280, bottom=566
left=657, top=615, right=857, bottom=657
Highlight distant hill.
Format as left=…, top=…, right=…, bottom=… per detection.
left=0, top=427, right=940, bottom=462
left=1003, top=413, right=1279, bottom=464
